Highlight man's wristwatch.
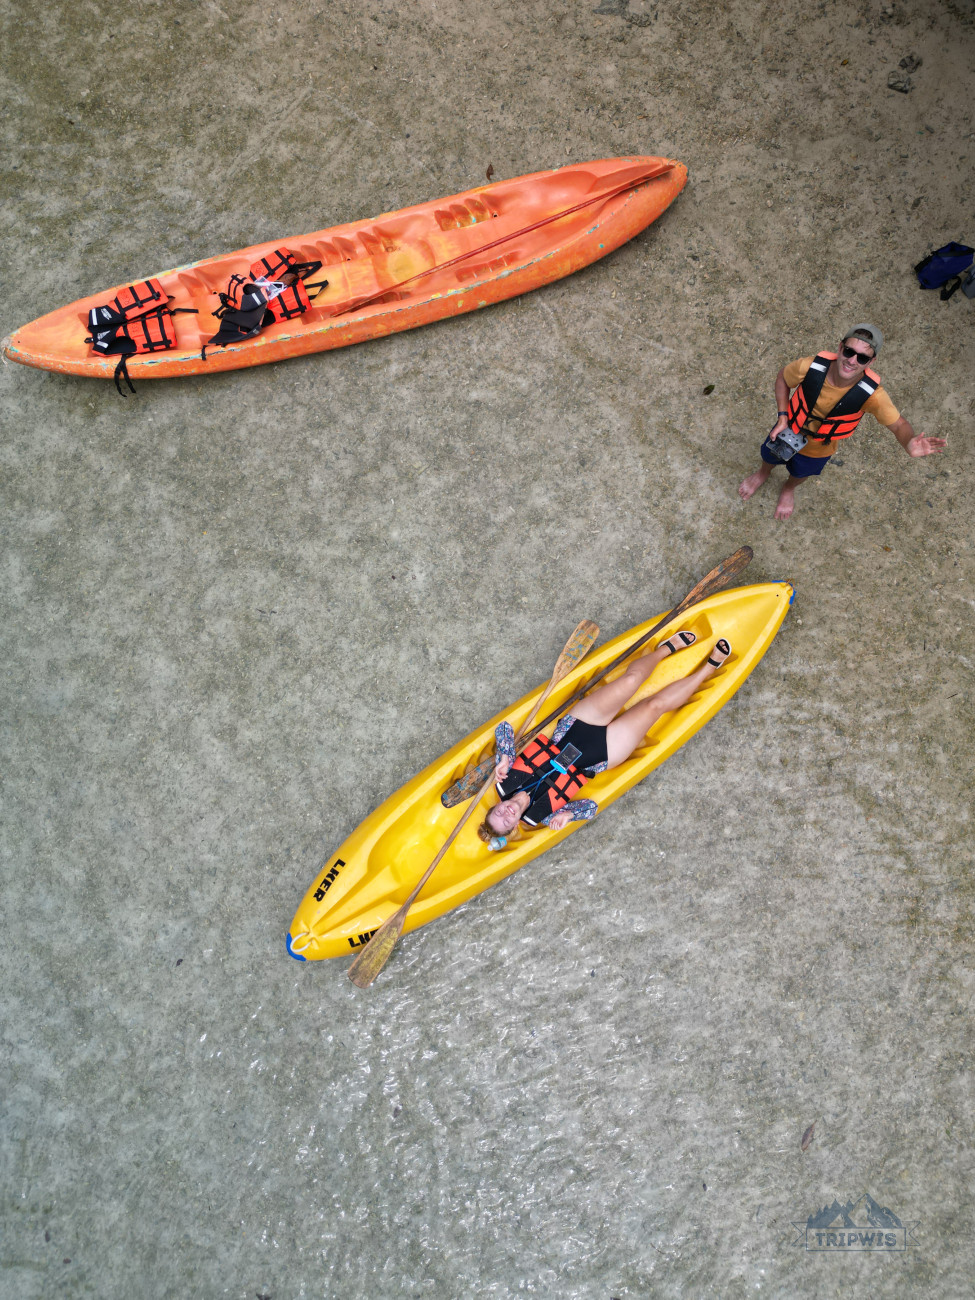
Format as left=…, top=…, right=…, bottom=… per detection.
left=777, top=411, right=788, bottom=419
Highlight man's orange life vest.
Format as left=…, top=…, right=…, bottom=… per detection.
left=786, top=351, right=881, bottom=445
left=496, top=734, right=589, bottom=827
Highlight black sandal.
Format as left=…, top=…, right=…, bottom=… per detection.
left=661, top=630, right=696, bottom=655
left=707, top=638, right=731, bottom=668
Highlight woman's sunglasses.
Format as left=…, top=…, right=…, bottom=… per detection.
left=841, top=345, right=874, bottom=364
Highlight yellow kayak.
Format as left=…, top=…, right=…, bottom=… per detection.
left=287, top=582, right=793, bottom=961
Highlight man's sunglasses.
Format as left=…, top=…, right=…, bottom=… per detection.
left=841, top=345, right=874, bottom=364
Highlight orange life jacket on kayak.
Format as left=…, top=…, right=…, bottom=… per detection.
left=264, top=279, right=312, bottom=322
left=85, top=281, right=197, bottom=395
left=250, top=247, right=303, bottom=281
left=221, top=273, right=264, bottom=315
left=86, top=278, right=171, bottom=335
left=203, top=248, right=327, bottom=357
left=496, top=734, right=589, bottom=827
left=786, top=351, right=881, bottom=445
left=111, top=278, right=170, bottom=320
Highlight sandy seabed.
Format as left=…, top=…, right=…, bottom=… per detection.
left=1, top=1, right=973, bottom=1297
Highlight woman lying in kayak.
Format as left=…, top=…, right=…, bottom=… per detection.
left=478, top=631, right=731, bottom=847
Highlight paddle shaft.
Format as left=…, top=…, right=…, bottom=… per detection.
left=336, top=164, right=674, bottom=316
left=346, top=772, right=495, bottom=987
left=399, top=775, right=490, bottom=913
left=440, top=547, right=753, bottom=807
left=347, top=620, right=600, bottom=987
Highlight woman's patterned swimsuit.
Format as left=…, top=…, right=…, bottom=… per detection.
left=494, top=718, right=602, bottom=825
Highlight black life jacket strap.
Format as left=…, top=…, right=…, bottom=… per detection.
left=202, top=317, right=264, bottom=360
left=85, top=330, right=137, bottom=357
left=212, top=303, right=266, bottom=329
left=804, top=373, right=879, bottom=442
left=114, top=355, right=136, bottom=397
left=292, top=259, right=323, bottom=280
left=304, top=278, right=329, bottom=299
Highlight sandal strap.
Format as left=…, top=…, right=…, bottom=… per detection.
left=662, top=630, right=695, bottom=654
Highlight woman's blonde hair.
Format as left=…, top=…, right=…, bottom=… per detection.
left=477, top=806, right=526, bottom=849
left=476, top=819, right=496, bottom=845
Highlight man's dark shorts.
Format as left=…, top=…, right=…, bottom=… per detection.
left=760, top=442, right=832, bottom=477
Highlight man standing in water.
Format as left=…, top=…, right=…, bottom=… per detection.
left=738, top=324, right=946, bottom=520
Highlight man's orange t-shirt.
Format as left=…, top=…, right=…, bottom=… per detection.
left=783, top=357, right=900, bottom=458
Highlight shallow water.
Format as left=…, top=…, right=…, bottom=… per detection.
left=2, top=0, right=974, bottom=1296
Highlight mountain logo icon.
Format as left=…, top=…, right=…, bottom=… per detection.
left=792, top=1194, right=919, bottom=1251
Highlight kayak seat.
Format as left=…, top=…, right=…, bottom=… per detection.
left=435, top=199, right=497, bottom=231
left=333, top=237, right=358, bottom=261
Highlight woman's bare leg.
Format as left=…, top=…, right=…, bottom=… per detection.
left=603, top=640, right=730, bottom=768
left=571, top=632, right=696, bottom=728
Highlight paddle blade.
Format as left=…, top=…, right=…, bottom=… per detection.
left=644, top=547, right=755, bottom=647
left=440, top=619, right=599, bottom=809
left=693, top=545, right=752, bottom=599
left=347, top=913, right=405, bottom=987
left=349, top=776, right=493, bottom=982
left=441, top=756, right=494, bottom=808
left=553, top=620, right=599, bottom=678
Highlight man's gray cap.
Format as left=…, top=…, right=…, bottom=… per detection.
left=845, top=322, right=883, bottom=353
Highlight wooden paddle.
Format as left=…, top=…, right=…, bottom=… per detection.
left=335, top=163, right=675, bottom=317
left=347, top=619, right=600, bottom=988
left=440, top=546, right=754, bottom=807
left=514, top=618, right=599, bottom=743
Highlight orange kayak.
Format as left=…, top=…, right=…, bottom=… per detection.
left=2, top=156, right=686, bottom=383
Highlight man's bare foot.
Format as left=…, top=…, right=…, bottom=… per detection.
left=739, top=467, right=772, bottom=500
left=775, top=483, right=796, bottom=520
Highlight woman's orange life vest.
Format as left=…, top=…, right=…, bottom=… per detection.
left=496, top=734, right=589, bottom=826
left=786, top=351, right=881, bottom=444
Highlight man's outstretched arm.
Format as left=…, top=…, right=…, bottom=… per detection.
left=887, top=416, right=948, bottom=458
